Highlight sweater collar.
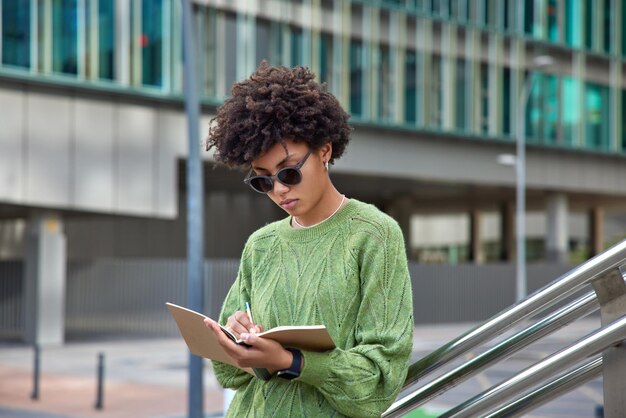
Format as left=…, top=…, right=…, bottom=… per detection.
left=277, top=199, right=361, bottom=242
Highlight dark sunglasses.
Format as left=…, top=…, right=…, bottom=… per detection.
left=244, top=150, right=313, bottom=193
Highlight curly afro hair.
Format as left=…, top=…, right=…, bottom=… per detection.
left=206, top=62, right=352, bottom=168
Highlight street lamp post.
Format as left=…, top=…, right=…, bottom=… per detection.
left=515, top=55, right=553, bottom=302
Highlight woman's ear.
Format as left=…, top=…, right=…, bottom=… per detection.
left=320, top=142, right=333, bottom=164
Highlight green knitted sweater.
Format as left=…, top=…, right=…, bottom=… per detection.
left=212, top=199, right=414, bottom=417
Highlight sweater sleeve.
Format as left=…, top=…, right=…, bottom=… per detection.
left=211, top=245, right=255, bottom=390
left=297, top=220, right=414, bottom=418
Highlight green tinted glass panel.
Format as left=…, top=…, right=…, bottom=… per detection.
left=562, top=77, right=580, bottom=146
left=565, top=0, right=581, bottom=47
left=523, top=0, right=534, bottom=36
left=623, top=1, right=626, bottom=55
left=502, top=68, right=511, bottom=136
left=603, top=0, right=612, bottom=53
left=52, top=0, right=78, bottom=75
left=98, top=0, right=115, bottom=79
left=2, top=0, right=30, bottom=68
left=405, top=50, right=417, bottom=124
left=377, top=45, right=392, bottom=121
left=349, top=40, right=363, bottom=117
left=548, top=0, right=558, bottom=41
left=141, top=0, right=163, bottom=87
left=622, top=90, right=626, bottom=151
left=290, top=28, right=303, bottom=67
left=525, top=73, right=540, bottom=143
left=584, top=0, right=593, bottom=49
left=543, top=75, right=559, bottom=144
left=585, top=83, right=610, bottom=150
left=455, top=59, right=468, bottom=131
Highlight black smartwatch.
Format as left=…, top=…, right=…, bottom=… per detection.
left=277, top=348, right=302, bottom=380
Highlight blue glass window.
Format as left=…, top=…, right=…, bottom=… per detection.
left=52, top=0, right=78, bottom=75
left=2, top=0, right=31, bottom=68
left=543, top=75, right=559, bottom=144
left=290, top=27, right=303, bottom=67
left=141, top=0, right=164, bottom=87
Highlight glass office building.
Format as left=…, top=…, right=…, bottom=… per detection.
left=1, top=0, right=624, bottom=154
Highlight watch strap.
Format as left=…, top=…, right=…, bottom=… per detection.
left=276, top=348, right=302, bottom=380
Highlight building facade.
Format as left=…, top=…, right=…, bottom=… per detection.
left=2, top=0, right=626, bottom=343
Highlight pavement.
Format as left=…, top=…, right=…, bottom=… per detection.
left=0, top=318, right=605, bottom=418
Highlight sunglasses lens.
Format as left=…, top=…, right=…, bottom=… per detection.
left=277, top=168, right=302, bottom=185
left=249, top=177, right=274, bottom=193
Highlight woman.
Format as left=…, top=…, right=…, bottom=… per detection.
left=204, top=62, right=413, bottom=417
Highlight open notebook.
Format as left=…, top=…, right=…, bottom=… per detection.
left=166, top=302, right=335, bottom=378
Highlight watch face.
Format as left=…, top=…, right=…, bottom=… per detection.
left=277, top=369, right=299, bottom=380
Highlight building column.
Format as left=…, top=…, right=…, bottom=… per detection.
left=469, top=209, right=483, bottom=264
left=500, top=202, right=515, bottom=261
left=545, top=193, right=568, bottom=263
left=24, top=213, right=66, bottom=346
left=589, top=207, right=605, bottom=257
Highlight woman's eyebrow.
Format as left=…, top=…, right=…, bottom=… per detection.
left=252, top=154, right=295, bottom=171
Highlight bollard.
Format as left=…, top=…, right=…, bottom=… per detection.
left=31, top=344, right=40, bottom=400
left=95, top=352, right=105, bottom=410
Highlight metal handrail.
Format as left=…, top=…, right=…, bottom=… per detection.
left=484, top=357, right=602, bottom=418
left=384, top=290, right=599, bottom=417
left=439, top=315, right=626, bottom=417
left=402, top=239, right=626, bottom=388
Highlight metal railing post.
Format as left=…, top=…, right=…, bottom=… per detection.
left=591, top=268, right=626, bottom=417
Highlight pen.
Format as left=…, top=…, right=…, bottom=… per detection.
left=245, top=301, right=254, bottom=324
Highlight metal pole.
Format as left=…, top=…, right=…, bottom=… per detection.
left=31, top=344, right=40, bottom=400
left=95, top=352, right=105, bottom=410
left=515, top=72, right=536, bottom=302
left=181, top=1, right=205, bottom=417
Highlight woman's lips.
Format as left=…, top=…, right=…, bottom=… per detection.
left=280, top=199, right=298, bottom=210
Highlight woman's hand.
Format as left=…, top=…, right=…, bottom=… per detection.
left=204, top=317, right=293, bottom=373
left=222, top=310, right=263, bottom=339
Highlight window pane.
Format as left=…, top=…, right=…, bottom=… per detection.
left=141, top=0, right=163, bottom=87
left=255, top=19, right=271, bottom=65
left=430, top=56, right=442, bottom=127
left=455, top=58, right=468, bottom=131
left=585, top=83, right=610, bottom=150
left=349, top=40, right=363, bottom=117
left=623, top=0, right=626, bottom=55
left=502, top=68, right=511, bottom=135
left=523, top=0, right=534, bottom=36
left=377, top=44, right=392, bottom=121
left=584, top=0, right=593, bottom=49
left=562, top=76, right=580, bottom=147
left=405, top=50, right=417, bottom=124
left=223, top=12, right=236, bottom=95
left=602, top=0, right=612, bottom=53
left=543, top=74, right=559, bottom=144
left=98, top=0, right=115, bottom=79
left=565, top=0, right=582, bottom=47
left=52, top=0, right=78, bottom=75
left=290, top=27, right=303, bottom=67
left=480, top=63, right=488, bottom=134
left=319, top=33, right=332, bottom=87
left=622, top=90, right=626, bottom=151
left=547, top=0, right=559, bottom=42
left=2, top=0, right=31, bottom=68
